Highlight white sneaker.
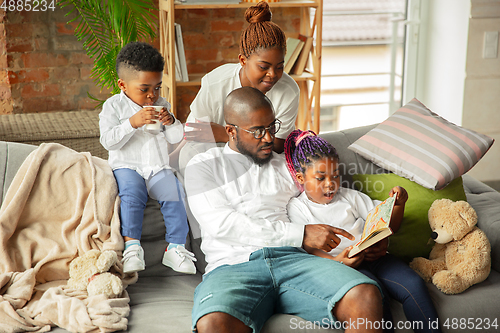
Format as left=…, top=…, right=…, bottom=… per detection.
left=162, top=246, right=197, bottom=274
left=122, top=244, right=145, bottom=273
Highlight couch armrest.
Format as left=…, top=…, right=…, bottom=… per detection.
left=0, top=141, right=37, bottom=205
left=463, top=174, right=500, bottom=272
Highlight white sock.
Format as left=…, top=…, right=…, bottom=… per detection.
left=125, top=239, right=141, bottom=250
left=167, top=243, right=185, bottom=251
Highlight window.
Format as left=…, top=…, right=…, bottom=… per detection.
left=320, top=0, right=409, bottom=132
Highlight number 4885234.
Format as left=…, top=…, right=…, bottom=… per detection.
left=1, top=1, right=56, bottom=12
left=443, top=317, right=498, bottom=330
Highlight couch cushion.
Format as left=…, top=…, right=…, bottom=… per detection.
left=352, top=173, right=467, bottom=262
left=429, top=269, right=500, bottom=332
left=126, top=275, right=200, bottom=331
left=348, top=99, right=494, bottom=190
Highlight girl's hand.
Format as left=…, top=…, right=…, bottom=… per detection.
left=363, top=238, right=388, bottom=261
left=335, top=247, right=364, bottom=268
left=159, top=108, right=174, bottom=126
left=130, top=107, right=160, bottom=129
left=184, top=122, right=228, bottom=143
left=389, top=186, right=408, bottom=206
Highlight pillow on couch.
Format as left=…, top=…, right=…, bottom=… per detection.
left=352, top=173, right=467, bottom=263
left=348, top=98, right=494, bottom=190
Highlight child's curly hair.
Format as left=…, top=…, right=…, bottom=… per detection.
left=240, top=1, right=286, bottom=58
left=116, top=42, right=164, bottom=77
left=284, top=129, right=339, bottom=190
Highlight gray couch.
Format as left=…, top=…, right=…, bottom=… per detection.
left=1, top=124, right=499, bottom=333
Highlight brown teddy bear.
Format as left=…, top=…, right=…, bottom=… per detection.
left=67, top=249, right=123, bottom=298
left=410, top=198, right=491, bottom=294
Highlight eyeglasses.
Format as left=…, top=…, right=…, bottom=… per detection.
left=228, top=119, right=282, bottom=140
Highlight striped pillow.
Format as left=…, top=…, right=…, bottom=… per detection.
left=348, top=98, right=494, bottom=190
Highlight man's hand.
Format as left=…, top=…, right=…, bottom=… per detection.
left=363, top=238, right=389, bottom=261
left=303, top=224, right=354, bottom=252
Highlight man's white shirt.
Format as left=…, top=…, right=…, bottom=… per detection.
left=185, top=144, right=303, bottom=273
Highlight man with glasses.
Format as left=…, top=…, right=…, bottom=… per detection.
left=224, top=119, right=281, bottom=166
left=185, top=87, right=383, bottom=333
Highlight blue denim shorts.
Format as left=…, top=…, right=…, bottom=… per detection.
left=192, top=247, right=380, bottom=333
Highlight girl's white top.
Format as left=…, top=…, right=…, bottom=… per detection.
left=99, top=91, right=184, bottom=179
left=287, top=187, right=380, bottom=256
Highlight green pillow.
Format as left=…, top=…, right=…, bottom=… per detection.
left=352, top=173, right=467, bottom=263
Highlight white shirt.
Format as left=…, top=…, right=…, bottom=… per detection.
left=185, top=144, right=303, bottom=273
left=99, top=91, right=184, bottom=178
left=187, top=63, right=299, bottom=140
left=287, top=188, right=380, bottom=256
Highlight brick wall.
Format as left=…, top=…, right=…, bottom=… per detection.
left=0, top=6, right=110, bottom=115
left=0, top=4, right=299, bottom=120
left=0, top=10, right=12, bottom=114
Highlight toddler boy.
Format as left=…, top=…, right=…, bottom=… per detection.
left=99, top=42, right=196, bottom=275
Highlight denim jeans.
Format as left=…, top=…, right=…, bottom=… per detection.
left=192, top=246, right=381, bottom=333
left=358, top=254, right=441, bottom=333
left=113, top=168, right=188, bottom=244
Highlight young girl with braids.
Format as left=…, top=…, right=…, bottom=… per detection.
left=284, top=129, right=442, bottom=333
left=176, top=1, right=299, bottom=169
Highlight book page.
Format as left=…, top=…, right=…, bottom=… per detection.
left=356, top=195, right=396, bottom=246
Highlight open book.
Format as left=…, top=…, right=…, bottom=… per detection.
left=348, top=195, right=396, bottom=258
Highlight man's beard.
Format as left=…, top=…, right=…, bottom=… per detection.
left=235, top=135, right=273, bottom=167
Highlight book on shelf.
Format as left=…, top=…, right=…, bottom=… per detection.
left=284, top=34, right=306, bottom=74
left=174, top=38, right=183, bottom=81
left=348, top=195, right=396, bottom=258
left=290, top=35, right=313, bottom=75
left=174, top=23, right=189, bottom=82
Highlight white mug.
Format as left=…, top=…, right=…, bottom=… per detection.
left=144, top=106, right=163, bottom=131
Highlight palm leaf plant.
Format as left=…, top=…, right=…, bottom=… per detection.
left=59, top=0, right=158, bottom=102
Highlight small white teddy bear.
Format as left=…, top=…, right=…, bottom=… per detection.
left=67, top=249, right=123, bottom=298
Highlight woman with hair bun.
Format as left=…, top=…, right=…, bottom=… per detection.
left=178, top=1, right=299, bottom=168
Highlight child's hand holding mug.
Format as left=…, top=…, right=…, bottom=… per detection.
left=159, top=107, right=174, bottom=126
left=130, top=106, right=161, bottom=129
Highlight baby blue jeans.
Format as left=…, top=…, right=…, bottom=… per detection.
left=113, top=168, right=188, bottom=244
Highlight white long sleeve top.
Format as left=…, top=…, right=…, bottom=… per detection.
left=287, top=188, right=380, bottom=256
left=187, top=63, right=299, bottom=140
left=99, top=91, right=184, bottom=178
left=185, top=144, right=303, bottom=273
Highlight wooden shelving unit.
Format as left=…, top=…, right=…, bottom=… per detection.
left=159, top=0, right=322, bottom=132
